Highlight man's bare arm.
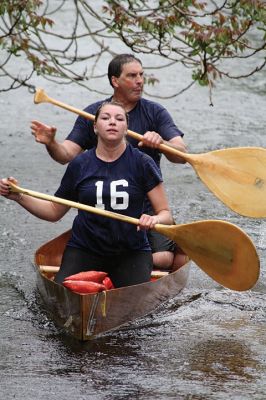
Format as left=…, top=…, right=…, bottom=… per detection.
left=46, top=139, right=82, bottom=165
left=31, top=120, right=82, bottom=164
left=165, top=136, right=187, bottom=164
left=139, top=131, right=187, bottom=164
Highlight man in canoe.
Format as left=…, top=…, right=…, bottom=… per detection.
left=1, top=101, right=174, bottom=287
left=30, top=54, right=188, bottom=271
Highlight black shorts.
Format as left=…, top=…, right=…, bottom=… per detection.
left=55, top=246, right=153, bottom=287
left=147, top=230, right=177, bottom=254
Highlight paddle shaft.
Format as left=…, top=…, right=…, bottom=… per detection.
left=49, top=97, right=264, bottom=184
left=10, top=182, right=140, bottom=227
left=34, top=88, right=190, bottom=161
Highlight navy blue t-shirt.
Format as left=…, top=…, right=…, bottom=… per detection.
left=66, top=97, right=184, bottom=168
left=55, top=144, right=163, bottom=255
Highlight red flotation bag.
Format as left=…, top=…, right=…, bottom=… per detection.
left=64, top=270, right=108, bottom=282
left=102, top=276, right=114, bottom=290
left=63, top=270, right=115, bottom=294
left=63, top=280, right=106, bottom=294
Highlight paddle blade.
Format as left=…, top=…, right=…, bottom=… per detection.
left=155, top=220, right=260, bottom=291
left=192, top=147, right=266, bottom=218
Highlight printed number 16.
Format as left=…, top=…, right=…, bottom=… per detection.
left=95, top=179, right=129, bottom=210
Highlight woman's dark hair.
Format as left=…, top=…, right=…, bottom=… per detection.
left=94, top=101, right=129, bottom=124
left=108, top=54, right=142, bottom=87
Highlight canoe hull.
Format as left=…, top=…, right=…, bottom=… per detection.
left=34, top=230, right=189, bottom=340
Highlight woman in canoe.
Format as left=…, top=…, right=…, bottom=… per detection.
left=0, top=101, right=174, bottom=287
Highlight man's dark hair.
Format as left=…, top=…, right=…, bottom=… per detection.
left=108, top=54, right=142, bottom=87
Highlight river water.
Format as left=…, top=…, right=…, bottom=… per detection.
left=1, top=3, right=266, bottom=399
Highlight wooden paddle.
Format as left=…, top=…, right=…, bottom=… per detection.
left=33, top=88, right=266, bottom=219
left=9, top=182, right=259, bottom=291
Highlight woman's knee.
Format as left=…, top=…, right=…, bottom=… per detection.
left=152, top=251, right=174, bottom=268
